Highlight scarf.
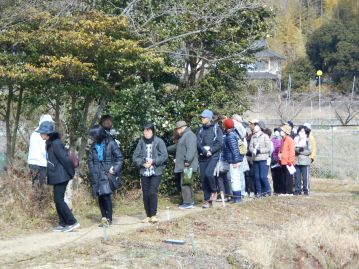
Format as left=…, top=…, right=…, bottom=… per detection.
left=95, top=141, right=106, bottom=161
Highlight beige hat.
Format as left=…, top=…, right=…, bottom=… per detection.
left=280, top=124, right=291, bottom=135
left=175, top=121, right=187, bottom=129
left=248, top=119, right=259, bottom=124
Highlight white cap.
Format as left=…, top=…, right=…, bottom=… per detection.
left=39, top=114, right=55, bottom=126
left=303, top=122, right=312, bottom=130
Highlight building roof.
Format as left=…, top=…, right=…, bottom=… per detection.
left=255, top=49, right=286, bottom=60
left=246, top=72, right=280, bottom=80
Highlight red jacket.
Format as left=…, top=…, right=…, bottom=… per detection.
left=279, top=135, right=295, bottom=165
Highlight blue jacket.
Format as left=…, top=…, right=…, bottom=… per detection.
left=223, top=130, right=243, bottom=164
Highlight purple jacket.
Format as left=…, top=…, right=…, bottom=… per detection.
left=271, top=137, right=282, bottom=162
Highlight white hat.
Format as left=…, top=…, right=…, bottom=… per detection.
left=248, top=119, right=259, bottom=124
left=39, top=114, right=55, bottom=126
left=303, top=122, right=312, bottom=130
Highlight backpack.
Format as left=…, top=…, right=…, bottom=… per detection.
left=68, top=149, right=79, bottom=168
left=234, top=128, right=248, bottom=155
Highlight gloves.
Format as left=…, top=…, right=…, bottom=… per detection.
left=299, top=147, right=304, bottom=152
left=255, top=149, right=260, bottom=155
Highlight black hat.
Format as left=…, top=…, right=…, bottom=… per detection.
left=287, top=120, right=294, bottom=128
left=36, top=121, right=55, bottom=134
left=143, top=122, right=156, bottom=134
left=88, top=124, right=107, bottom=142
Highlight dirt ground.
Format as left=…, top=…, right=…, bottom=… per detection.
left=0, top=179, right=358, bottom=269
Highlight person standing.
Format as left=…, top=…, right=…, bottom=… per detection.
left=249, top=121, right=271, bottom=197
left=28, top=114, right=55, bottom=189
left=294, top=126, right=312, bottom=195
left=133, top=122, right=168, bottom=223
left=278, top=124, right=296, bottom=196
left=271, top=128, right=283, bottom=194
left=232, top=114, right=249, bottom=198
left=303, top=123, right=317, bottom=164
left=245, top=119, right=259, bottom=197
left=167, top=128, right=182, bottom=197
left=37, top=121, right=80, bottom=232
left=197, top=109, right=223, bottom=208
left=88, top=125, right=124, bottom=225
left=172, top=121, right=198, bottom=209
left=222, top=119, right=243, bottom=203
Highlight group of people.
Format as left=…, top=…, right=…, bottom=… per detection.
left=27, top=109, right=316, bottom=232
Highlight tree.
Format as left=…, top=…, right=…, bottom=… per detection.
left=306, top=0, right=359, bottom=91
left=0, top=10, right=166, bottom=164
left=282, top=57, right=315, bottom=92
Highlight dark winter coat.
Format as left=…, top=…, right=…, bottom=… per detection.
left=223, top=129, right=243, bottom=164
left=132, top=136, right=168, bottom=176
left=173, top=127, right=198, bottom=173
left=196, top=123, right=223, bottom=160
left=46, top=132, right=75, bottom=185
left=88, top=136, right=124, bottom=197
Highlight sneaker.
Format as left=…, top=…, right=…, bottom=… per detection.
left=52, top=225, right=65, bottom=232
left=249, top=192, right=255, bottom=198
left=63, top=222, right=80, bottom=232
left=150, top=216, right=158, bottom=223
left=216, top=198, right=228, bottom=202
left=201, top=201, right=213, bottom=209
left=210, top=192, right=217, bottom=201
left=179, top=204, right=194, bottom=209
left=142, top=217, right=151, bottom=223
left=243, top=193, right=249, bottom=197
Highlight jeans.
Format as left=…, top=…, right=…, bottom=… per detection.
left=217, top=171, right=232, bottom=197
left=281, top=165, right=294, bottom=194
left=253, top=161, right=271, bottom=195
left=98, top=194, right=113, bottom=221
left=141, top=175, right=161, bottom=217
left=199, top=158, right=219, bottom=201
left=295, top=165, right=310, bottom=194
left=53, top=181, right=77, bottom=226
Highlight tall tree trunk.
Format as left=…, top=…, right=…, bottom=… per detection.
left=5, top=85, right=13, bottom=165
left=78, top=96, right=92, bottom=163
left=10, top=86, right=24, bottom=159
left=69, top=94, right=77, bottom=148
left=188, top=57, right=198, bottom=87
left=55, top=98, right=61, bottom=131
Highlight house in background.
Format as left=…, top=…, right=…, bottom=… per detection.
left=246, top=42, right=286, bottom=89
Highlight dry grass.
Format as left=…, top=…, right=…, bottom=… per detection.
left=7, top=179, right=359, bottom=269
left=0, top=169, right=175, bottom=238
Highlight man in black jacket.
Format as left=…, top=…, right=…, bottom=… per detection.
left=37, top=121, right=80, bottom=233
left=197, top=109, right=223, bottom=208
